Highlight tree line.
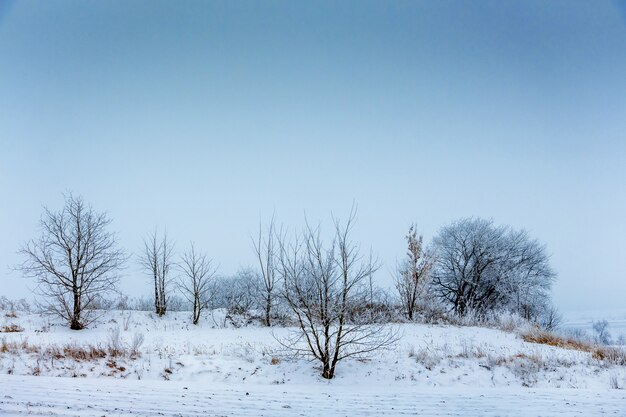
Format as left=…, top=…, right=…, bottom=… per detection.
left=16, top=194, right=559, bottom=378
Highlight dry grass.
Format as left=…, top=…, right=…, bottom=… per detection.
left=521, top=329, right=626, bottom=366
left=521, top=329, right=594, bottom=352
left=1, top=324, right=24, bottom=333
left=592, top=346, right=626, bottom=365
left=496, top=353, right=543, bottom=387
left=1, top=338, right=39, bottom=354
left=0, top=338, right=136, bottom=361
left=457, top=342, right=487, bottom=359
left=60, top=344, right=108, bottom=361
left=106, top=360, right=127, bottom=373
left=489, top=352, right=543, bottom=367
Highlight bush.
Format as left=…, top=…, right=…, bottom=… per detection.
left=346, top=301, right=399, bottom=324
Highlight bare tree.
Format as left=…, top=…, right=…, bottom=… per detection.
left=178, top=243, right=218, bottom=325
left=593, top=320, right=612, bottom=345
left=140, top=229, right=174, bottom=316
left=18, top=194, right=126, bottom=330
left=252, top=217, right=280, bottom=326
left=394, top=225, right=434, bottom=320
left=538, top=304, right=562, bottom=331
left=277, top=209, right=397, bottom=379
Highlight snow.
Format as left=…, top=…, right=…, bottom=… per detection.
left=2, top=375, right=625, bottom=416
left=1, top=309, right=625, bottom=415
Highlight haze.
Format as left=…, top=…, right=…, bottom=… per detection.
left=1, top=0, right=625, bottom=313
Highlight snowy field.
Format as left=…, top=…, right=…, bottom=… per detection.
left=1, top=310, right=625, bottom=416
left=2, top=375, right=626, bottom=416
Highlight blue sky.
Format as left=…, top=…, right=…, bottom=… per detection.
left=1, top=0, right=625, bottom=312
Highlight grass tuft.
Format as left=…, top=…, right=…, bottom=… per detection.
left=1, top=324, right=24, bottom=333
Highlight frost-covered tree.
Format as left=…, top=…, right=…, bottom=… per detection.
left=140, top=229, right=174, bottom=316
left=537, top=304, right=562, bottom=331
left=252, top=217, right=279, bottom=326
left=216, top=268, right=259, bottom=317
left=593, top=320, right=612, bottom=345
left=178, top=243, right=217, bottom=325
left=394, top=225, right=434, bottom=320
left=19, top=194, right=126, bottom=330
left=278, top=209, right=397, bottom=379
left=430, top=218, right=555, bottom=317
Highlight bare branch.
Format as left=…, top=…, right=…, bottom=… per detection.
left=277, top=209, right=397, bottom=379
left=18, top=194, right=126, bottom=330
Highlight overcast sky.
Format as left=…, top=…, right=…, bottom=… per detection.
left=1, top=0, right=625, bottom=313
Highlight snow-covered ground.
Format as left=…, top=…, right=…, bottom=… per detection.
left=1, top=310, right=625, bottom=416
left=2, top=374, right=626, bottom=416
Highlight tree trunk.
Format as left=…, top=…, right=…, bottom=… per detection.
left=192, top=297, right=199, bottom=325
left=322, top=360, right=333, bottom=379
left=70, top=290, right=83, bottom=330
left=265, top=295, right=271, bottom=327
left=154, top=273, right=160, bottom=315
left=160, top=289, right=167, bottom=316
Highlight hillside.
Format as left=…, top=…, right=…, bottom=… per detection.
left=1, top=309, right=625, bottom=415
